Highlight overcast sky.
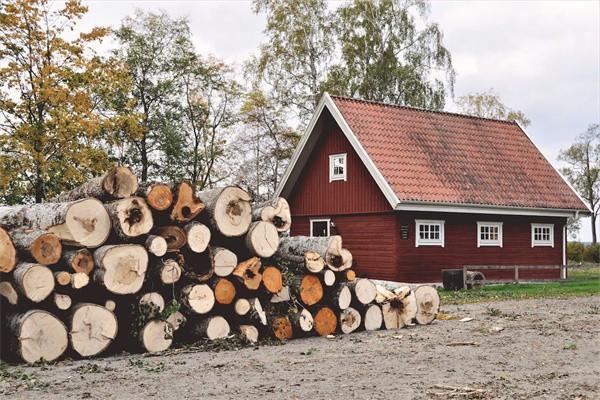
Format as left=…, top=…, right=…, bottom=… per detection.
left=79, top=0, right=600, bottom=240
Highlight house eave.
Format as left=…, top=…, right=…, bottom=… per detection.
left=395, top=201, right=587, bottom=218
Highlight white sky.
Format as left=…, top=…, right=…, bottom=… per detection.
left=79, top=0, right=600, bottom=241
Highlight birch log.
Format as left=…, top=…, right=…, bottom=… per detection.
left=53, top=293, right=72, bottom=311
left=93, top=245, right=148, bottom=295
left=193, top=316, right=230, bottom=340
left=245, top=221, right=279, bottom=258
left=145, top=235, right=167, bottom=257
left=155, top=258, right=183, bottom=285
left=252, top=197, right=291, bottom=232
left=362, top=304, right=383, bottom=331
left=59, top=248, right=94, bottom=275
left=0, top=227, right=17, bottom=273
left=211, top=247, right=237, bottom=277
left=136, top=182, right=173, bottom=211
left=104, top=197, right=153, bottom=239
left=329, top=284, right=351, bottom=310
left=239, top=324, right=259, bottom=343
left=69, top=303, right=118, bottom=357
left=13, top=262, right=54, bottom=302
left=9, top=229, right=61, bottom=266
left=339, top=307, right=361, bottom=334
left=181, top=284, right=215, bottom=314
left=8, top=310, right=68, bottom=364
left=277, top=236, right=352, bottom=271
left=53, top=165, right=138, bottom=202
left=170, top=181, right=205, bottom=223
left=0, top=199, right=111, bottom=247
left=139, top=320, right=173, bottom=352
left=347, top=278, right=377, bottom=305
left=197, top=186, right=252, bottom=237
left=290, top=308, right=314, bottom=334
left=184, top=222, right=211, bottom=253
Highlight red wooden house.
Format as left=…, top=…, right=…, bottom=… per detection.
left=275, top=94, right=590, bottom=283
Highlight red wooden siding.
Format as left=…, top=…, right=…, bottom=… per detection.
left=287, top=111, right=390, bottom=216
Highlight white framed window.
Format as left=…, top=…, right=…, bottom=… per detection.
left=329, top=153, right=347, bottom=182
left=477, top=222, right=503, bottom=247
left=531, top=223, right=554, bottom=247
left=310, top=218, right=330, bottom=237
left=415, top=220, right=445, bottom=247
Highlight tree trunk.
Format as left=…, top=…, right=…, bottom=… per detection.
left=70, top=272, right=90, bottom=290
left=170, top=181, right=205, bottom=223
left=211, top=247, right=237, bottom=277
left=290, top=308, right=313, bottom=334
left=155, top=258, right=183, bottom=285
left=69, top=303, right=118, bottom=357
left=9, top=228, right=61, bottom=266
left=329, top=284, right=351, bottom=310
left=145, top=235, right=167, bottom=257
left=192, top=316, right=230, bottom=340
left=211, top=278, right=236, bottom=305
left=414, top=285, right=440, bottom=325
left=180, top=284, right=215, bottom=315
left=252, top=197, right=291, bottom=232
left=8, top=310, right=68, bottom=364
left=261, top=265, right=283, bottom=294
left=53, top=293, right=72, bottom=311
left=184, top=222, right=211, bottom=253
left=13, top=262, right=54, bottom=303
left=245, top=221, right=279, bottom=258
left=104, top=197, right=154, bottom=239
left=347, top=278, right=377, bottom=305
left=273, top=248, right=325, bottom=274
left=136, top=181, right=173, bottom=211
left=93, top=245, right=148, bottom=295
left=339, top=307, right=361, bottom=334
left=0, top=226, right=17, bottom=273
left=139, top=319, right=173, bottom=353
left=277, top=236, right=351, bottom=271
left=362, top=304, right=383, bottom=331
left=234, top=298, right=251, bottom=316
left=232, top=257, right=262, bottom=290
left=270, top=315, right=293, bottom=340
left=0, top=281, right=18, bottom=305
left=59, top=249, right=94, bottom=275
left=380, top=286, right=417, bottom=329
left=197, top=186, right=252, bottom=237
left=54, top=271, right=72, bottom=287
left=0, top=199, right=111, bottom=247
left=154, top=226, right=187, bottom=252
left=52, top=165, right=138, bottom=202
left=313, top=306, right=337, bottom=336
left=104, top=300, right=116, bottom=312
left=238, top=324, right=259, bottom=343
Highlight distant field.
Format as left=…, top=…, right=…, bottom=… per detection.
left=440, top=265, right=600, bottom=305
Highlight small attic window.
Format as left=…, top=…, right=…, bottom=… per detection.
left=329, top=153, right=347, bottom=182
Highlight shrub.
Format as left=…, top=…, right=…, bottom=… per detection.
left=568, top=242, right=585, bottom=263
left=583, top=243, right=600, bottom=263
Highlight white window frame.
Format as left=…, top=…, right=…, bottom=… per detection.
left=415, top=219, right=445, bottom=247
left=329, top=153, right=347, bottom=182
left=477, top=221, right=503, bottom=247
left=310, top=218, right=330, bottom=237
left=531, top=223, right=554, bottom=247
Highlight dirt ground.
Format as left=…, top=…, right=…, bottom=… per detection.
left=2, top=295, right=599, bottom=400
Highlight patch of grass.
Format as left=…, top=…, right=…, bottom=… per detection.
left=486, top=307, right=502, bottom=316
left=74, top=363, right=113, bottom=374
left=563, top=343, right=577, bottom=350
left=0, top=362, right=50, bottom=393
left=440, top=266, right=600, bottom=305
left=127, top=358, right=167, bottom=373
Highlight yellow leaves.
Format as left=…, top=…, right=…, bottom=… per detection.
left=80, top=27, right=110, bottom=42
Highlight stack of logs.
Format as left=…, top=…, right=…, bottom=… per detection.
left=0, top=166, right=440, bottom=364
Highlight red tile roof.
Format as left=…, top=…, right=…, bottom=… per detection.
left=331, top=96, right=588, bottom=211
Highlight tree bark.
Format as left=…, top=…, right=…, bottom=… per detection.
left=155, top=226, right=187, bottom=252
left=320, top=269, right=336, bottom=287
left=313, top=306, right=337, bottom=336
left=69, top=303, right=118, bottom=357
left=0, top=199, right=111, bottom=247
left=273, top=248, right=325, bottom=274
left=277, top=236, right=351, bottom=271
left=0, top=226, right=17, bottom=273
left=170, top=181, right=205, bottom=223
left=104, top=197, right=154, bottom=239
left=0, top=281, right=18, bottom=305
left=232, top=257, right=262, bottom=290
left=184, top=221, right=211, bottom=253
left=245, top=221, right=279, bottom=258
left=197, top=186, right=252, bottom=237
left=414, top=285, right=440, bottom=325
left=13, top=262, right=54, bottom=303
left=339, top=307, right=361, bottom=334
left=252, top=197, right=291, bottom=232
left=290, top=308, right=313, bottom=334
left=9, top=228, right=61, bottom=266
left=180, top=284, right=215, bottom=315
left=8, top=310, right=68, bottom=364
left=136, top=181, right=173, bottom=211
left=192, top=315, right=230, bottom=340
left=93, top=245, right=148, bottom=295
left=59, top=248, right=94, bottom=275
left=52, top=165, right=138, bottom=202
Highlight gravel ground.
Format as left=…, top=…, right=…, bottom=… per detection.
left=1, top=295, right=599, bottom=400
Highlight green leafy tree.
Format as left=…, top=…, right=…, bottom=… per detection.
left=0, top=0, right=134, bottom=203
left=456, top=89, right=531, bottom=126
left=326, top=0, right=455, bottom=109
left=559, top=124, right=600, bottom=244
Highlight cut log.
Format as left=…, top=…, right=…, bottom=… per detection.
left=0, top=226, right=17, bottom=273
left=93, top=244, right=148, bottom=295
left=273, top=248, right=325, bottom=274
left=271, top=315, right=293, bottom=340
left=136, top=182, right=173, bottom=211
left=53, top=165, right=138, bottom=201
left=170, top=181, right=205, bottom=223
left=184, top=222, right=211, bottom=253
left=166, top=311, right=186, bottom=331
left=105, top=197, right=153, bottom=239
left=290, top=308, right=313, bottom=333
left=104, top=300, right=116, bottom=312
left=234, top=298, right=251, bottom=316
left=248, top=297, right=267, bottom=326
left=156, top=258, right=183, bottom=285
left=345, top=270, right=356, bottom=282
left=381, top=286, right=417, bottom=329
left=212, top=247, right=237, bottom=277
left=362, top=304, right=383, bottom=331
left=197, top=186, right=252, bottom=237
left=54, top=271, right=72, bottom=286
left=194, top=315, right=230, bottom=340
left=277, top=236, right=351, bottom=272
left=8, top=310, right=68, bottom=364
left=59, top=248, right=94, bottom=275
left=252, top=197, right=291, bottom=232
left=139, top=320, right=173, bottom=353
left=261, top=266, right=283, bottom=294
left=0, top=281, right=18, bottom=305
left=70, top=272, right=90, bottom=289
left=139, top=292, right=165, bottom=314
left=245, top=221, right=279, bottom=258
left=414, top=285, right=440, bottom=325
left=232, top=257, right=262, bottom=290
left=180, top=284, right=214, bottom=314
left=339, top=307, right=361, bottom=334
left=53, top=293, right=72, bottom=310
left=296, top=274, right=323, bottom=306
left=313, top=306, right=337, bottom=336
left=320, top=269, right=336, bottom=287
left=348, top=278, right=377, bottom=305
left=330, top=284, right=351, bottom=310
left=239, top=324, right=259, bottom=343
left=184, top=249, right=215, bottom=282
left=9, top=229, right=61, bottom=266
left=69, top=303, right=118, bottom=357
left=145, top=235, right=168, bottom=257
left=0, top=199, right=111, bottom=247
left=211, top=278, right=236, bottom=305
left=155, top=226, right=187, bottom=252
left=13, top=262, right=54, bottom=302
left=270, top=286, right=291, bottom=303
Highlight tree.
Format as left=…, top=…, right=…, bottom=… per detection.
left=559, top=124, right=600, bottom=244
left=0, top=0, right=133, bottom=203
left=456, top=89, right=531, bottom=126
left=250, top=0, right=333, bottom=122
left=326, top=0, right=455, bottom=110
left=112, top=10, right=193, bottom=182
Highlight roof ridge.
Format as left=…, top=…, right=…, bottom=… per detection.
left=329, top=94, right=519, bottom=126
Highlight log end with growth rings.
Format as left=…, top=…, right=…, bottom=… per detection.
left=0, top=227, right=17, bottom=273
left=11, top=310, right=68, bottom=364
left=70, top=303, right=118, bottom=357
left=103, top=166, right=138, bottom=199
left=52, top=198, right=111, bottom=247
